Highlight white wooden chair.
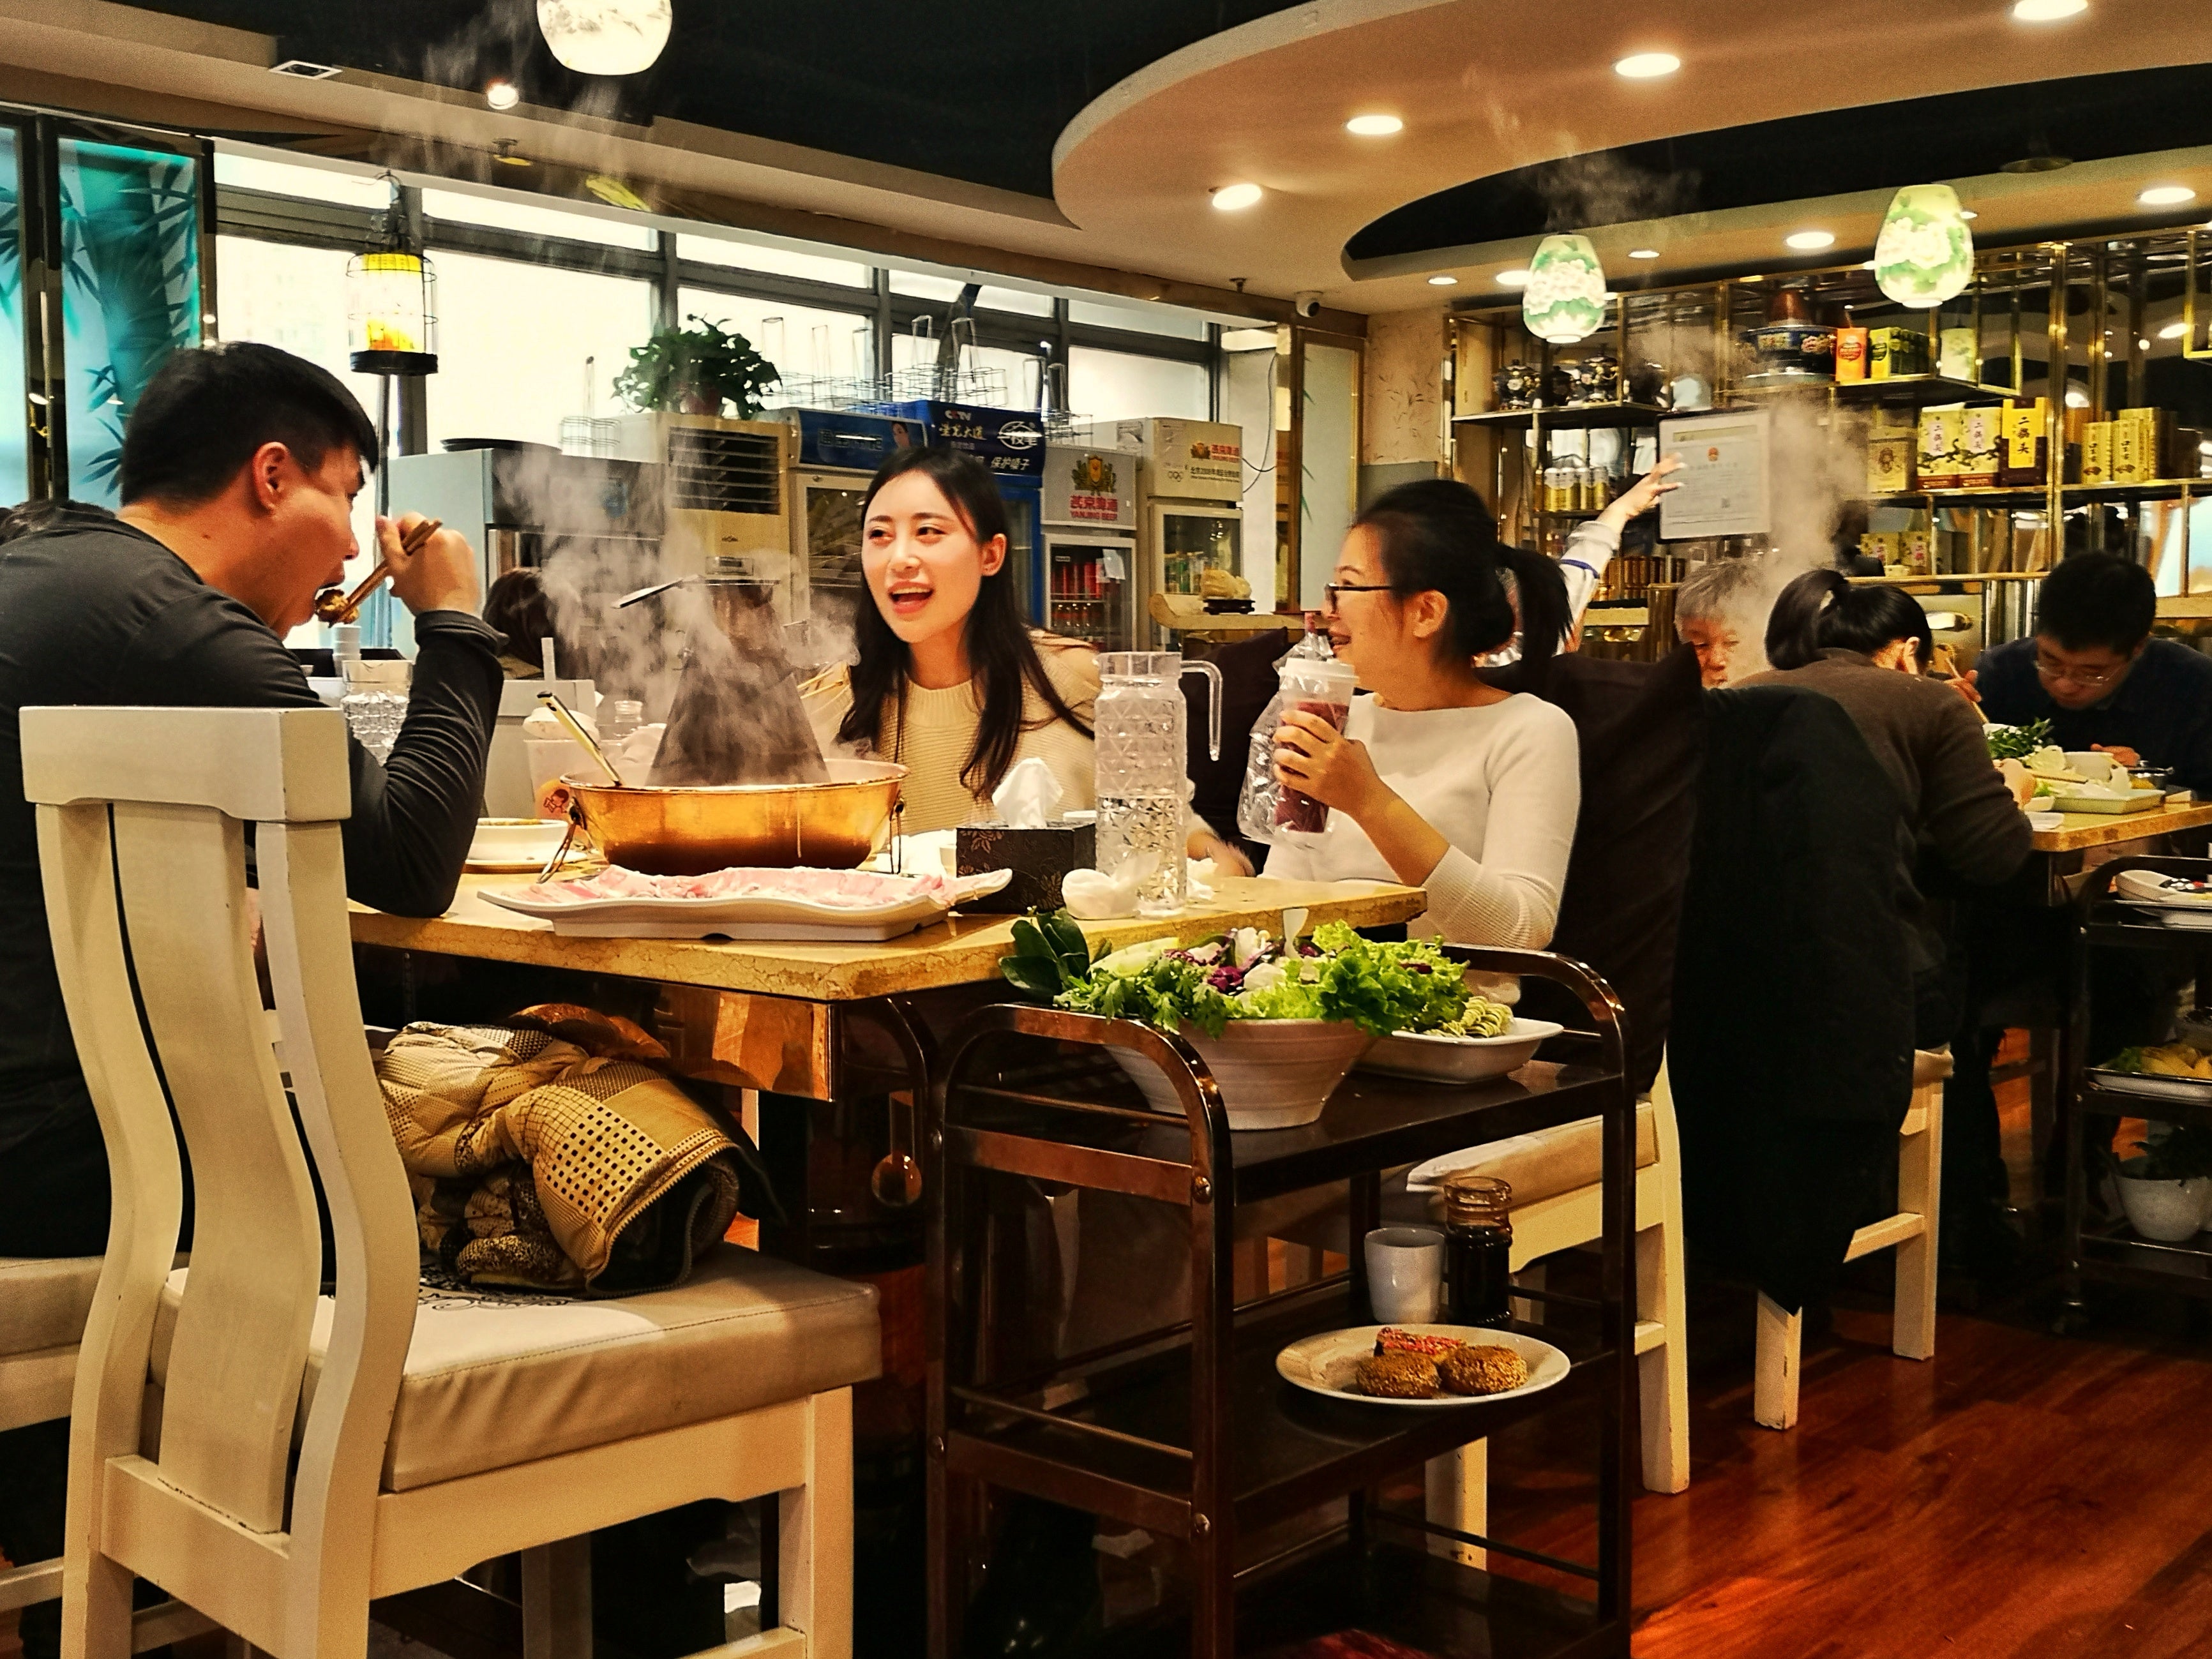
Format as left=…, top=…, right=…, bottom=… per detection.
left=1752, top=1048, right=1948, bottom=1430
left=26, top=704, right=880, bottom=1659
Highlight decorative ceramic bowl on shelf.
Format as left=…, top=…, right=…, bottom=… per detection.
left=1358, top=1018, right=1564, bottom=1085
left=1111, top=1019, right=1374, bottom=1131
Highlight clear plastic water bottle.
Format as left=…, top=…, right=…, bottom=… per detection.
left=341, top=658, right=412, bottom=764
left=1094, top=651, right=1221, bottom=915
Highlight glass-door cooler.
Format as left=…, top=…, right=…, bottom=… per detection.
left=1041, top=529, right=1135, bottom=650
left=1149, top=502, right=1244, bottom=598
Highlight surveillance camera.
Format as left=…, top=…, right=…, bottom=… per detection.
left=1293, top=292, right=1323, bottom=319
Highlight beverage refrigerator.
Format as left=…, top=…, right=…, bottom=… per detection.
left=1084, top=416, right=1247, bottom=644
left=1040, top=443, right=1139, bottom=651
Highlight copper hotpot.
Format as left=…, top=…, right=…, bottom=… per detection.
left=547, top=760, right=905, bottom=875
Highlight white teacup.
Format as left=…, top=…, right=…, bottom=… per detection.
left=1365, top=1226, right=1445, bottom=1324
left=2065, top=751, right=2114, bottom=783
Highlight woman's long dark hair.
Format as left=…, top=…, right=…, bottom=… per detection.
left=1764, top=567, right=1934, bottom=671
left=1353, top=479, right=1571, bottom=670
left=836, top=446, right=1092, bottom=794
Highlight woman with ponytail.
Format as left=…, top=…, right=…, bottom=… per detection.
left=1267, top=478, right=1579, bottom=950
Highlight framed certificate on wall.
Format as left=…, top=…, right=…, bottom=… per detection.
left=1659, top=409, right=1771, bottom=540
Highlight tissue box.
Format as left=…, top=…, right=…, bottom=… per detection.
left=956, top=820, right=1097, bottom=914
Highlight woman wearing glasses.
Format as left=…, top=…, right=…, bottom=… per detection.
left=1265, top=479, right=1579, bottom=952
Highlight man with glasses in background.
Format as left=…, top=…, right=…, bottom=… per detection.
left=1967, top=552, right=2212, bottom=791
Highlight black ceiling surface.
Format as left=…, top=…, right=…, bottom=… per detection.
left=126, top=0, right=1296, bottom=197
left=1347, top=63, right=2212, bottom=264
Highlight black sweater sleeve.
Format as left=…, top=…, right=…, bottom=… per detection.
left=118, top=597, right=503, bottom=917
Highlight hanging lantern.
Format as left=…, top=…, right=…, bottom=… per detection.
left=1523, top=234, right=1608, bottom=345
left=1874, top=184, right=1975, bottom=310
left=538, top=0, right=672, bottom=77
left=346, top=248, right=439, bottom=376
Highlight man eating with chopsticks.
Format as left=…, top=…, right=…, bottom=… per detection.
left=0, top=341, right=502, bottom=1248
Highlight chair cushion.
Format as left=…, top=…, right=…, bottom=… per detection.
left=152, top=1245, right=879, bottom=1492
left=0, top=1255, right=102, bottom=1359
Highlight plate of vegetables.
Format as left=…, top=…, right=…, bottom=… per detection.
left=2093, top=1042, right=2212, bottom=1101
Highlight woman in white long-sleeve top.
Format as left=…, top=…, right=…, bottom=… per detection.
left=1266, top=477, right=1581, bottom=951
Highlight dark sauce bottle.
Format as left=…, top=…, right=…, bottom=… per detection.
left=1441, top=1173, right=1514, bottom=1328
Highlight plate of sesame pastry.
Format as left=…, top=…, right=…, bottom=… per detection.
left=1275, top=1325, right=1570, bottom=1408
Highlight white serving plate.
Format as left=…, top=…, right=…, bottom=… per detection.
left=2116, top=869, right=2212, bottom=909
left=1357, top=1017, right=1563, bottom=1085
left=480, top=868, right=1011, bottom=940
left=1275, top=1325, right=1569, bottom=1408
left=2128, top=906, right=2212, bottom=932
left=466, top=817, right=571, bottom=872
left=2088, top=1067, right=2212, bottom=1102
left=2048, top=790, right=2165, bottom=815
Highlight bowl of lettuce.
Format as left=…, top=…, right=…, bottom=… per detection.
left=1002, top=914, right=1503, bottom=1129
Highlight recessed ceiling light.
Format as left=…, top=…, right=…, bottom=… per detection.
left=1427, top=274, right=1459, bottom=286
left=269, top=59, right=342, bottom=79
left=1613, top=51, right=1680, bottom=79
left=1346, top=114, right=1403, bottom=137
left=485, top=79, right=520, bottom=110
left=2160, top=321, right=2191, bottom=340
left=1959, top=209, right=1979, bottom=220
left=2003, top=154, right=2072, bottom=174
left=2139, top=184, right=2197, bottom=207
left=1786, top=230, right=1836, bottom=250
left=2012, top=0, right=2087, bottom=17
left=1496, top=269, right=1531, bottom=287
left=1629, top=248, right=1660, bottom=260
left=1742, top=274, right=1764, bottom=283
left=1211, top=182, right=1263, bottom=211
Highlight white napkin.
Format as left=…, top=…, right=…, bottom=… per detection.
left=992, top=756, right=1064, bottom=829
left=1063, top=865, right=1142, bottom=919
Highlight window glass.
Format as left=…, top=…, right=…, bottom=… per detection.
left=216, top=236, right=390, bottom=641
left=214, top=149, right=395, bottom=211
left=976, top=285, right=1053, bottom=319
left=1068, top=347, right=1208, bottom=423
left=889, top=271, right=966, bottom=303
left=421, top=186, right=655, bottom=250
left=677, top=234, right=868, bottom=288
left=60, top=138, right=204, bottom=506
left=0, top=129, right=22, bottom=503
left=430, top=251, right=654, bottom=445
left=1069, top=296, right=1209, bottom=341
left=679, top=287, right=875, bottom=389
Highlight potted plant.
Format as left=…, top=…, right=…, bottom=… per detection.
left=613, top=314, right=780, bottom=419
left=2114, top=1120, right=2212, bottom=1242
left=1000, top=912, right=1505, bottom=1131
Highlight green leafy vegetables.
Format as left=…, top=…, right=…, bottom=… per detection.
left=998, top=910, right=1512, bottom=1041
left=1985, top=719, right=2052, bottom=763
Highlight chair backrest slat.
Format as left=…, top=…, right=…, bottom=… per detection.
left=111, top=802, right=323, bottom=1532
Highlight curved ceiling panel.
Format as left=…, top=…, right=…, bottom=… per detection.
left=1051, top=0, right=2212, bottom=312
left=1347, top=64, right=2212, bottom=266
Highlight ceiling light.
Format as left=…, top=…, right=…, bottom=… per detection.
left=1613, top=52, right=1680, bottom=79
left=1211, top=182, right=1263, bottom=211
left=485, top=79, right=520, bottom=110
left=537, top=0, right=672, bottom=77
left=2160, top=321, right=2191, bottom=340
left=1741, top=274, right=1763, bottom=282
left=1786, top=230, right=1836, bottom=250
left=269, top=59, right=342, bottom=79
left=1427, top=274, right=1458, bottom=286
left=1629, top=248, right=1660, bottom=260
left=1346, top=114, right=1403, bottom=137
left=1496, top=268, right=1531, bottom=287
left=1876, top=183, right=1975, bottom=308
left=2064, top=386, right=2090, bottom=409
left=2012, top=0, right=2087, bottom=17
left=2139, top=185, right=2197, bottom=207
left=1524, top=234, right=1607, bottom=343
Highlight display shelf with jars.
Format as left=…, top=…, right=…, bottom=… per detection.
left=1449, top=225, right=2212, bottom=650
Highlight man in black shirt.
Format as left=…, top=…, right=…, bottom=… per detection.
left=0, top=341, right=502, bottom=1251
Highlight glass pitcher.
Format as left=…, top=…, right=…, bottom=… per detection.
left=1093, top=650, right=1223, bottom=915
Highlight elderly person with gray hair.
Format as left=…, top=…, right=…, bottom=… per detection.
left=1674, top=555, right=1778, bottom=686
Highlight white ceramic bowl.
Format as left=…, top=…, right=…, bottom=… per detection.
left=467, top=817, right=570, bottom=869
left=1113, top=1018, right=1373, bottom=1131
left=1358, top=1018, right=1564, bottom=1085
left=2115, top=1157, right=2211, bottom=1243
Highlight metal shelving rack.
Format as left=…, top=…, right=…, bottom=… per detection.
left=926, top=947, right=1634, bottom=1659
left=1446, top=225, right=2212, bottom=656
left=2060, top=856, right=2212, bottom=1329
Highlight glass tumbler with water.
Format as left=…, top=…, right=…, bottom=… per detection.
left=1093, top=651, right=1221, bottom=915
left=340, top=657, right=412, bottom=764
